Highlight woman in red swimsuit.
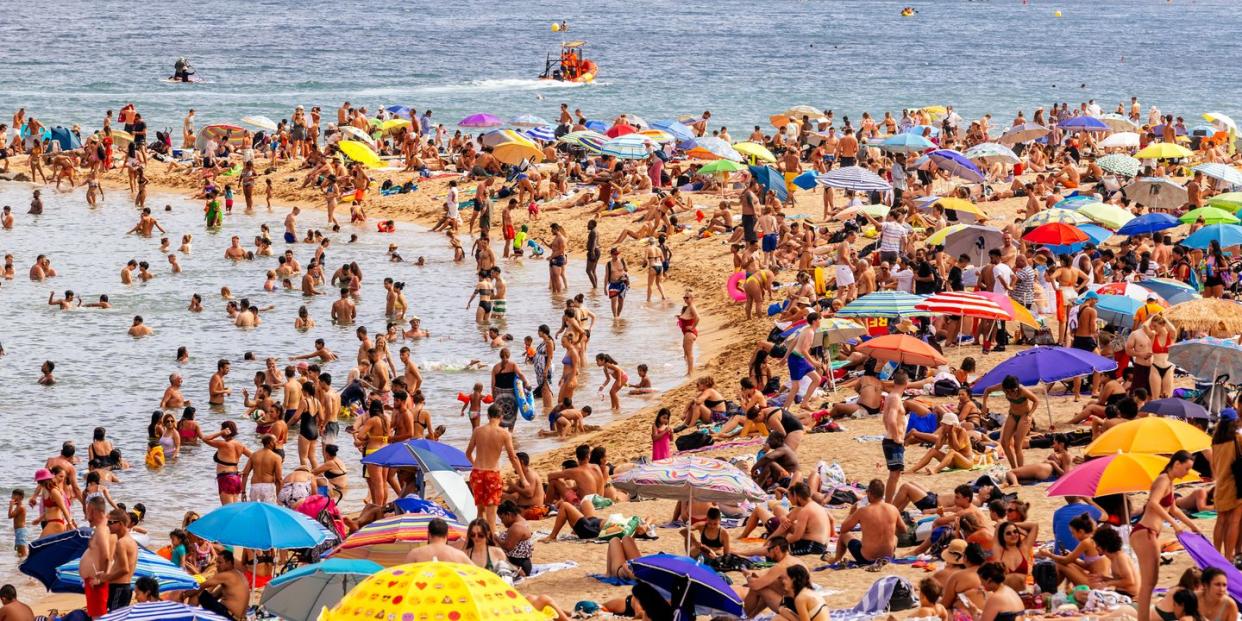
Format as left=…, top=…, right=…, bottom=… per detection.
left=1144, top=315, right=1176, bottom=399
left=677, top=291, right=699, bottom=376
left=1134, top=450, right=1202, bottom=621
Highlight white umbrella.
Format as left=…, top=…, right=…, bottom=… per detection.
left=1099, top=132, right=1140, bottom=149
left=999, top=122, right=1050, bottom=145
left=964, top=142, right=1019, bottom=165
left=1099, top=113, right=1139, bottom=132
left=241, top=115, right=277, bottom=132
left=337, top=126, right=376, bottom=149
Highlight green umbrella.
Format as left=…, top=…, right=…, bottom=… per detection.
left=1078, top=203, right=1135, bottom=230
left=1096, top=153, right=1140, bottom=177
left=1207, top=192, right=1242, bottom=212
left=698, top=159, right=747, bottom=175
left=1180, top=206, right=1241, bottom=225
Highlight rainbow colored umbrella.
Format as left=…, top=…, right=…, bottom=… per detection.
left=322, top=562, right=549, bottom=621
left=1047, top=452, right=1198, bottom=497
left=330, top=514, right=466, bottom=566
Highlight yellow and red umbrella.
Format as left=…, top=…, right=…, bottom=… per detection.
left=1047, top=452, right=1199, bottom=497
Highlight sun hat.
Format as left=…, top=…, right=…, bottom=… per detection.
left=34, top=468, right=53, bottom=482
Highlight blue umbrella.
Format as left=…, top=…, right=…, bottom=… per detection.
left=792, top=170, right=818, bottom=190
left=98, top=602, right=229, bottom=621
left=584, top=119, right=607, bottom=133
left=817, top=166, right=892, bottom=192
left=384, top=105, right=411, bottom=118
left=56, top=545, right=198, bottom=593
left=628, top=554, right=742, bottom=620
left=524, top=125, right=556, bottom=142
left=1141, top=398, right=1210, bottom=420
left=261, top=558, right=382, bottom=621
left=1094, top=294, right=1143, bottom=327
left=1183, top=223, right=1242, bottom=250
left=749, top=165, right=788, bottom=201
left=1044, top=223, right=1113, bottom=255
left=188, top=502, right=328, bottom=550
left=1052, top=195, right=1099, bottom=211
left=904, top=124, right=940, bottom=137
left=362, top=439, right=471, bottom=471
left=1117, top=212, right=1180, bottom=236
left=393, top=496, right=458, bottom=519
left=927, top=149, right=985, bottom=183
left=1058, top=116, right=1109, bottom=132
left=1136, top=277, right=1196, bottom=302
left=651, top=119, right=696, bottom=141
left=20, top=527, right=90, bottom=590
left=879, top=133, right=934, bottom=153
left=971, top=346, right=1117, bottom=395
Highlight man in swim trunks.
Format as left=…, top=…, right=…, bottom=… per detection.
left=466, top=404, right=526, bottom=528
left=1070, top=292, right=1100, bottom=398
left=828, top=479, right=904, bottom=566
left=79, top=496, right=111, bottom=618
left=881, top=371, right=909, bottom=502
left=773, top=483, right=831, bottom=556
left=242, top=434, right=283, bottom=504
left=751, top=432, right=800, bottom=491
left=784, top=312, right=822, bottom=409
left=503, top=452, right=547, bottom=519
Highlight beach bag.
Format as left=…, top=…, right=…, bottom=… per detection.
left=706, top=553, right=753, bottom=573
left=675, top=430, right=713, bottom=451
left=932, top=378, right=960, bottom=396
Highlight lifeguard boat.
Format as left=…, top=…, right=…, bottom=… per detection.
left=539, top=41, right=597, bottom=83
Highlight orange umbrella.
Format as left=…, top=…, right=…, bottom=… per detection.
left=857, top=334, right=947, bottom=367
left=972, top=291, right=1041, bottom=329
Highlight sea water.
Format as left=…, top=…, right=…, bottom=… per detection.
left=0, top=181, right=685, bottom=589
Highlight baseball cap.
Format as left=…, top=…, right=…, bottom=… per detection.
left=1080, top=291, right=1099, bottom=302
left=1222, top=408, right=1238, bottom=422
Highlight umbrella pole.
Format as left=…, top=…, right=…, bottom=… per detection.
left=686, top=486, right=694, bottom=556
left=1044, top=383, right=1054, bottom=430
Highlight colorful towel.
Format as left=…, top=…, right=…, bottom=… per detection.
left=523, top=561, right=578, bottom=581
left=678, top=436, right=764, bottom=455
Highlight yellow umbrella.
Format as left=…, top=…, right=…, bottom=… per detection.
left=934, top=197, right=986, bottom=218
left=493, top=141, right=544, bottom=165
left=732, top=141, right=776, bottom=163
left=322, top=561, right=553, bottom=621
left=336, top=140, right=386, bottom=169
left=1078, top=202, right=1135, bottom=230
left=1085, top=417, right=1212, bottom=457
left=922, top=105, right=948, bottom=120
left=1135, top=142, right=1193, bottom=160
left=380, top=118, right=411, bottom=132
left=639, top=129, right=675, bottom=143
left=925, top=223, right=969, bottom=246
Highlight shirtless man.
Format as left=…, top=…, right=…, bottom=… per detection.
left=398, top=347, right=423, bottom=394
left=291, top=338, right=337, bottom=363
left=120, top=259, right=136, bottom=284
left=546, top=449, right=600, bottom=508
left=195, top=549, right=251, bottom=621
left=1050, top=255, right=1088, bottom=345
left=283, top=206, right=300, bottom=244
left=881, top=371, right=910, bottom=502
left=751, top=431, right=800, bottom=490
left=96, top=509, right=137, bottom=612
left=502, top=452, right=546, bottom=517
left=828, top=479, right=905, bottom=566
left=281, top=366, right=303, bottom=422
left=466, top=405, right=526, bottom=527
left=331, top=288, right=356, bottom=324
left=742, top=537, right=804, bottom=617
left=406, top=517, right=473, bottom=564
left=241, top=434, right=284, bottom=504
left=160, top=373, right=190, bottom=409
left=317, top=373, right=342, bottom=443
left=785, top=313, right=822, bottom=409
left=126, top=207, right=166, bottom=237
left=0, top=585, right=33, bottom=621
left=209, top=359, right=231, bottom=406
left=224, top=236, right=246, bottom=260
left=127, top=315, right=153, bottom=337
left=79, top=496, right=113, bottom=619
left=772, top=482, right=831, bottom=557
left=1070, top=292, right=1100, bottom=399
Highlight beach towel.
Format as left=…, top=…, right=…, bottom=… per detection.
left=590, top=574, right=637, bottom=586
left=830, top=575, right=916, bottom=621
left=677, top=436, right=764, bottom=455
left=523, top=561, right=578, bottom=580
left=854, top=434, right=885, bottom=443
left=1178, top=532, right=1242, bottom=604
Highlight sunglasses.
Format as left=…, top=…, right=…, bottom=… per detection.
left=107, top=520, right=121, bottom=526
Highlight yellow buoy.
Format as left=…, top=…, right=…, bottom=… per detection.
left=1054, top=10, right=1062, bottom=16
left=551, top=22, right=560, bottom=32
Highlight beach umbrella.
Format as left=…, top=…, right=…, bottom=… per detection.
left=1181, top=206, right=1240, bottom=225
left=792, top=170, right=818, bottom=190
left=241, top=115, right=277, bottom=132
left=336, top=140, right=385, bottom=169
left=56, top=546, right=198, bottom=593
left=815, top=318, right=868, bottom=347
left=685, top=137, right=742, bottom=162
left=1058, top=116, right=1109, bottom=132
left=622, top=114, right=650, bottom=130
left=943, top=224, right=1003, bottom=265
left=1179, top=533, right=1242, bottom=606
left=925, top=223, right=968, bottom=246
left=879, top=133, right=935, bottom=153
left=379, top=118, right=410, bottom=132
left=1023, top=208, right=1089, bottom=228
left=1097, top=153, right=1141, bottom=177
left=1052, top=195, right=1100, bottom=211
left=639, top=129, right=675, bottom=143
left=384, top=105, right=411, bottom=118
left=934, top=197, right=987, bottom=218
left=1124, top=177, right=1188, bottom=211
left=769, top=114, right=798, bottom=128
left=1099, top=113, right=1139, bottom=132
left=629, top=554, right=743, bottom=620
left=1193, top=163, right=1242, bottom=187
left=321, top=562, right=549, bottom=621
left=971, top=346, right=1117, bottom=396
left=698, top=159, right=746, bottom=176
left=748, top=165, right=789, bottom=201
left=927, top=149, right=985, bottom=183
left=838, top=203, right=890, bottom=219
left=583, top=119, right=608, bottom=132
left=479, top=129, right=528, bottom=148
left=1169, top=336, right=1242, bottom=383
left=1136, top=142, right=1193, bottom=160
left=188, top=502, right=328, bottom=550
left=493, top=141, right=544, bottom=165
left=651, top=119, right=695, bottom=141
left=1096, top=281, right=1163, bottom=303
left=508, top=113, right=549, bottom=128
left=856, top=334, right=947, bottom=367
left=97, top=602, right=229, bottom=621
left=1204, top=112, right=1238, bottom=134
left=836, top=291, right=929, bottom=319
left=972, top=291, right=1041, bottom=329
left=905, top=124, right=940, bottom=137
left=1117, top=212, right=1180, bottom=236
left=524, top=125, right=556, bottom=142
left=600, top=135, right=653, bottom=160
left=999, top=122, right=1050, bottom=145
left=816, top=165, right=891, bottom=191
left=784, top=104, right=823, bottom=118
left=336, top=125, right=376, bottom=149
left=20, top=527, right=90, bottom=590
left=1043, top=223, right=1113, bottom=255
left=1135, top=277, right=1196, bottom=301
left=1094, top=294, right=1144, bottom=327
left=1098, top=132, right=1141, bottom=150
left=732, top=141, right=776, bottom=163
left=1047, top=452, right=1198, bottom=498
left=1077, top=203, right=1134, bottom=230
left=964, top=142, right=1019, bottom=165
left=1086, top=418, right=1211, bottom=456
left=915, top=292, right=1009, bottom=320
left=458, top=113, right=503, bottom=128
left=1142, top=398, right=1211, bottom=421
left=1208, top=192, right=1242, bottom=212
left=1024, top=222, right=1088, bottom=245
left=605, top=123, right=637, bottom=138
left=261, top=559, right=382, bottom=621
left=558, top=129, right=608, bottom=152
left=330, top=513, right=466, bottom=566
left=361, top=439, right=470, bottom=471
left=1182, top=223, right=1242, bottom=250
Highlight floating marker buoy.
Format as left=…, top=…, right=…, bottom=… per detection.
left=1054, top=10, right=1063, bottom=16
left=551, top=22, right=561, bottom=32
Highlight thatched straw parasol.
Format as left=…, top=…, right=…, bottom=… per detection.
left=1158, top=298, right=1242, bottom=335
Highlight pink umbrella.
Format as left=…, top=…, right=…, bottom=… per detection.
left=458, top=113, right=503, bottom=128
left=1047, top=452, right=1198, bottom=498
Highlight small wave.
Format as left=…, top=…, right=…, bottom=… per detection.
left=420, top=359, right=487, bottom=372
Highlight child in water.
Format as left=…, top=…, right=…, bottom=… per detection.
left=627, top=363, right=653, bottom=394
left=460, top=382, right=486, bottom=429
left=9, top=490, right=28, bottom=558
left=145, top=440, right=165, bottom=469
left=223, top=184, right=234, bottom=213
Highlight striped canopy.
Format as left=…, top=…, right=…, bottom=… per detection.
left=612, top=456, right=766, bottom=503
left=879, top=133, right=934, bottom=153
left=1023, top=208, right=1089, bottom=228
left=685, top=136, right=743, bottom=162
left=836, top=291, right=929, bottom=319
left=98, top=602, right=229, bottom=621
left=330, top=513, right=467, bottom=566
left=816, top=165, right=892, bottom=191
left=963, top=142, right=1019, bottom=165
left=914, top=292, right=1010, bottom=320
left=600, top=135, right=654, bottom=160
left=57, top=546, right=198, bottom=593
left=523, top=125, right=556, bottom=142
left=1194, top=163, right=1242, bottom=187
left=557, top=130, right=608, bottom=152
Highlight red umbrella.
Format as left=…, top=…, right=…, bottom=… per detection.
left=606, top=124, right=636, bottom=138
left=1023, top=222, right=1088, bottom=245
left=856, top=334, right=947, bottom=367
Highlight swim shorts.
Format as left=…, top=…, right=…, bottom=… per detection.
left=13, top=527, right=29, bottom=549
left=85, top=581, right=108, bottom=618
left=787, top=354, right=815, bottom=381
left=881, top=438, right=905, bottom=472
left=913, top=491, right=939, bottom=512
left=607, top=281, right=627, bottom=299
left=492, top=299, right=506, bottom=315
left=283, top=232, right=296, bottom=244
left=354, top=188, right=365, bottom=202
left=550, top=255, right=567, bottom=268
left=504, top=224, right=515, bottom=241
left=847, top=538, right=878, bottom=565
left=790, top=539, right=828, bottom=556
left=522, top=505, right=549, bottom=521
left=1071, top=336, right=1098, bottom=352
left=107, top=583, right=133, bottom=611
left=762, top=232, right=779, bottom=253
left=217, top=472, right=243, bottom=495
left=469, top=469, right=503, bottom=507
left=250, top=482, right=277, bottom=504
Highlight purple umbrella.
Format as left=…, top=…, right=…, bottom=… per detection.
left=629, top=554, right=742, bottom=620
left=927, top=149, right=985, bottom=183
left=1058, top=116, right=1109, bottom=132
left=971, top=346, right=1117, bottom=395
left=1179, top=533, right=1242, bottom=603
left=1140, top=398, right=1210, bottom=420
left=458, top=113, right=503, bottom=128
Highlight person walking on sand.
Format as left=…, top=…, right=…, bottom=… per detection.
left=881, top=371, right=909, bottom=502
left=466, top=405, right=526, bottom=528
left=95, top=509, right=137, bottom=612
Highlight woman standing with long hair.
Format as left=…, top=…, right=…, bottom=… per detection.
left=1210, top=408, right=1241, bottom=556
left=1133, top=451, right=1203, bottom=621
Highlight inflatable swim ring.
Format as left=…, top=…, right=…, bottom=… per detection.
left=515, top=378, right=535, bottom=421
left=814, top=266, right=827, bottom=296
left=726, top=271, right=747, bottom=302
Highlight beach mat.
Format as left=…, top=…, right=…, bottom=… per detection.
left=590, top=574, right=636, bottom=586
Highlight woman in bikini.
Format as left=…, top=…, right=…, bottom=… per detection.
left=466, top=270, right=495, bottom=324
left=1153, top=569, right=1203, bottom=621
left=678, top=291, right=699, bottom=376
left=643, top=237, right=667, bottom=303
left=1146, top=314, right=1176, bottom=399
left=312, top=443, right=349, bottom=502
left=202, top=421, right=250, bottom=505
left=778, top=564, right=829, bottom=621
left=1133, top=451, right=1202, bottom=621
left=461, top=519, right=509, bottom=574
left=981, top=375, right=1038, bottom=470
left=1197, top=568, right=1237, bottom=621
left=353, top=400, right=391, bottom=507
left=1037, top=513, right=1107, bottom=587
left=906, top=413, right=975, bottom=475
left=177, top=408, right=201, bottom=445
left=680, top=376, right=727, bottom=429
left=1003, top=434, right=1071, bottom=486
left=971, top=562, right=1025, bottom=621
left=993, top=516, right=1039, bottom=591
left=35, top=469, right=71, bottom=537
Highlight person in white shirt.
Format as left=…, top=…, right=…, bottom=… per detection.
left=894, top=257, right=915, bottom=293
left=1086, top=99, right=1101, bottom=117
left=890, top=155, right=908, bottom=207
left=865, top=210, right=909, bottom=265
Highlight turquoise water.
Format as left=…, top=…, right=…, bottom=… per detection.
left=1, top=1, right=1240, bottom=134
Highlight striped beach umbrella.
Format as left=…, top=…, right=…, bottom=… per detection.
left=964, top=142, right=1019, bottom=165
left=56, top=546, right=199, bottom=593
left=685, top=137, right=742, bottom=162
left=98, top=602, right=229, bottom=621
left=558, top=130, right=608, bottom=152
left=1194, top=163, right=1242, bottom=187
left=601, top=135, right=654, bottom=160
left=1023, top=208, right=1089, bottom=228
left=915, top=292, right=1009, bottom=320
left=331, top=514, right=467, bottom=566
left=816, top=165, right=892, bottom=192
left=639, top=129, right=676, bottom=143
left=836, top=291, right=928, bottom=319
left=612, top=456, right=766, bottom=503
left=523, top=125, right=556, bottom=142
left=1097, top=154, right=1141, bottom=177
left=999, top=122, right=1050, bottom=145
